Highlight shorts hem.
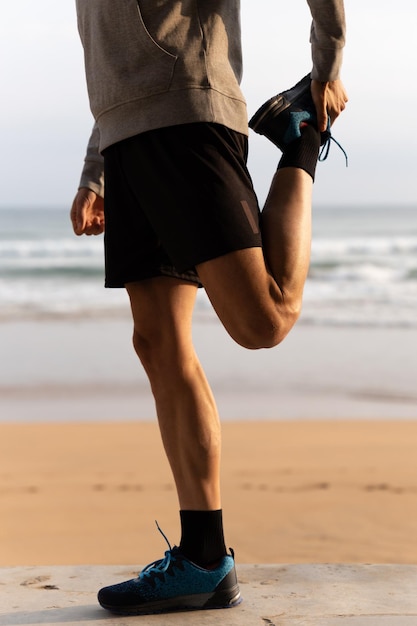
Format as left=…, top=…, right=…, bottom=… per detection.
left=105, top=266, right=202, bottom=288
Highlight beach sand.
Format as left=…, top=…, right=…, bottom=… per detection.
left=2, top=419, right=417, bottom=567
left=1, top=318, right=417, bottom=566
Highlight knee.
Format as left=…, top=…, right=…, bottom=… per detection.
left=229, top=307, right=300, bottom=350
left=132, top=325, right=190, bottom=381
left=132, top=327, right=165, bottom=376
left=232, top=325, right=284, bottom=350
left=132, top=327, right=148, bottom=360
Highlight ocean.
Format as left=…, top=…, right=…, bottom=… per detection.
left=1, top=204, right=417, bottom=422
left=1, top=205, right=416, bottom=326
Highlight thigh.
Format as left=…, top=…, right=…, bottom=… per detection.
left=196, top=247, right=285, bottom=349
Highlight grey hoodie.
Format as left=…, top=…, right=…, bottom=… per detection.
left=77, top=0, right=346, bottom=195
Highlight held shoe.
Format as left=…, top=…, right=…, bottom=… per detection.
left=97, top=527, right=241, bottom=615
left=249, top=74, right=347, bottom=164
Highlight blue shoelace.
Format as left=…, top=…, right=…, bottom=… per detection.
left=140, top=550, right=176, bottom=582
left=319, top=118, right=348, bottom=165
left=139, top=521, right=181, bottom=583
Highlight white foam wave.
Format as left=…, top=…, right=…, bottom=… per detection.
left=1, top=207, right=417, bottom=326
left=0, top=237, right=102, bottom=258
left=312, top=236, right=417, bottom=260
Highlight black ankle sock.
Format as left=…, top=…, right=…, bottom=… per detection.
left=277, top=123, right=321, bottom=181
left=179, top=509, right=227, bottom=568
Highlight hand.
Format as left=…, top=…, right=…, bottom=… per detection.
left=311, top=79, right=348, bottom=132
left=70, top=188, right=105, bottom=236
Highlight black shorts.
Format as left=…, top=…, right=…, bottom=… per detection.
left=103, top=122, right=262, bottom=287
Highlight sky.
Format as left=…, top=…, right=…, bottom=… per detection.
left=0, top=1, right=416, bottom=209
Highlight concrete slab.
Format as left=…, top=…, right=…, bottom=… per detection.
left=1, top=564, right=417, bottom=625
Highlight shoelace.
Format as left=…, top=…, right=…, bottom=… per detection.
left=319, top=119, right=348, bottom=165
left=319, top=135, right=348, bottom=165
left=138, top=521, right=178, bottom=583
left=139, top=549, right=175, bottom=581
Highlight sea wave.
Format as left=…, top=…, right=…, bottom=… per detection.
left=0, top=237, right=101, bottom=261
left=1, top=206, right=416, bottom=326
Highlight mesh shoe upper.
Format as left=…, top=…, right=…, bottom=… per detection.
left=98, top=546, right=240, bottom=614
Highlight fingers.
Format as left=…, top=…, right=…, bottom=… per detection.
left=70, top=188, right=105, bottom=236
left=327, top=81, right=348, bottom=126
left=311, top=79, right=348, bottom=131
left=70, top=194, right=86, bottom=235
left=317, top=98, right=329, bottom=133
left=310, top=81, right=328, bottom=132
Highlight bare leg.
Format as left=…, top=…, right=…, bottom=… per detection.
left=196, top=166, right=313, bottom=349
left=262, top=167, right=312, bottom=299
left=126, top=277, right=221, bottom=511
left=124, top=166, right=312, bottom=508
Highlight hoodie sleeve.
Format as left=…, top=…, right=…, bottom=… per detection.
left=307, top=0, right=346, bottom=81
left=78, top=123, right=105, bottom=197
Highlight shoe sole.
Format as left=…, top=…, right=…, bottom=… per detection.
left=99, top=586, right=242, bottom=615
left=249, top=76, right=311, bottom=132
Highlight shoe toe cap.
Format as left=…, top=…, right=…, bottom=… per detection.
left=98, top=578, right=141, bottom=609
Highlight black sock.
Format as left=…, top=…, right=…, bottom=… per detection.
left=179, top=509, right=227, bottom=568
left=277, top=123, right=320, bottom=181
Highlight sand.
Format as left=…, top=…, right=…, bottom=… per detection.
left=1, top=419, right=417, bottom=567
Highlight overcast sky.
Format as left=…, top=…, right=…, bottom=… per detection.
left=0, top=1, right=416, bottom=209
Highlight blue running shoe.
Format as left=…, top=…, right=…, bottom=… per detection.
left=249, top=74, right=347, bottom=164
left=97, top=528, right=241, bottom=615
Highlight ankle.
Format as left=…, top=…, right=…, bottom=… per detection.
left=179, top=509, right=227, bottom=568
left=277, top=123, right=320, bottom=181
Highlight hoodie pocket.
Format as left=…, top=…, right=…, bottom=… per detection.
left=78, top=0, right=178, bottom=118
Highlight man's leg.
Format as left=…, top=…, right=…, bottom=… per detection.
left=97, top=283, right=241, bottom=619
left=97, top=137, right=242, bottom=616
left=197, top=165, right=313, bottom=350
left=125, top=276, right=228, bottom=566
left=195, top=81, right=326, bottom=349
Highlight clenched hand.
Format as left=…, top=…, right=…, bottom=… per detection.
left=70, top=188, right=105, bottom=236
left=311, top=79, right=348, bottom=132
